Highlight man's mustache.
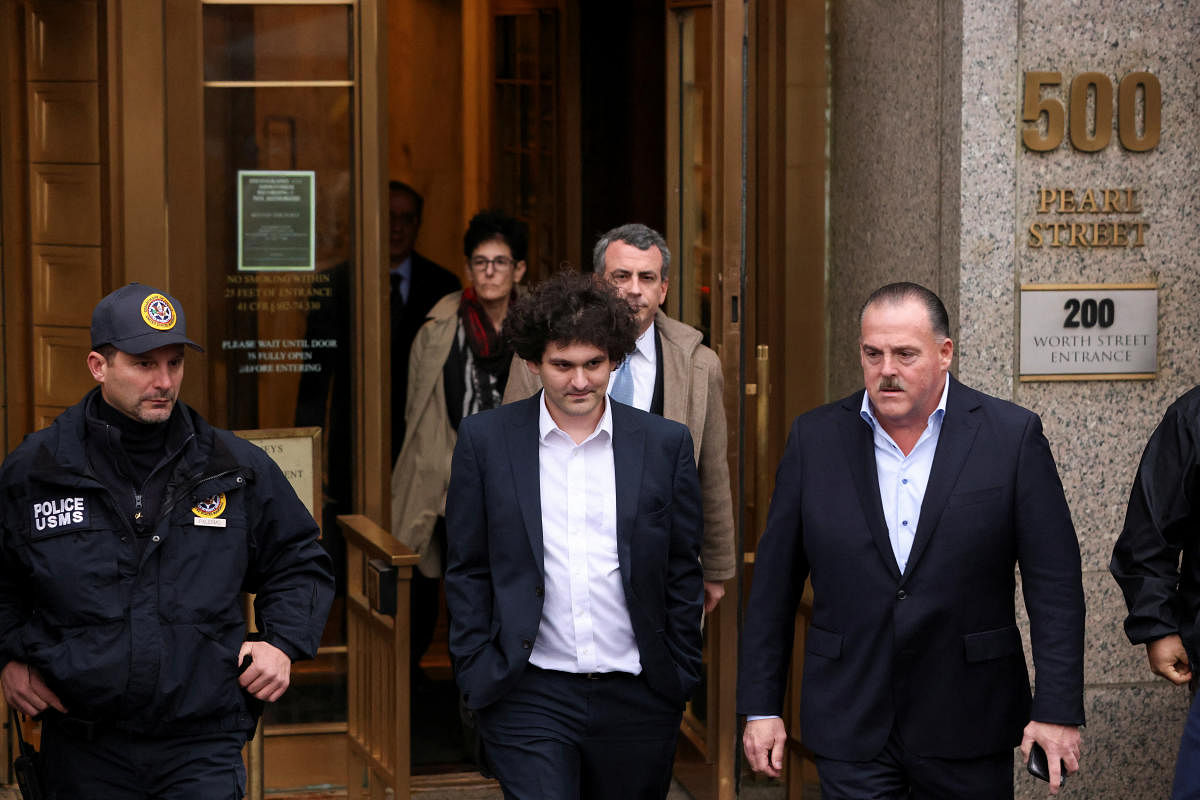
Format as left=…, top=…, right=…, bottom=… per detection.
left=878, top=377, right=903, bottom=391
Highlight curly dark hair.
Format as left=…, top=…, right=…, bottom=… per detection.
left=503, top=271, right=639, bottom=364
left=463, top=209, right=529, bottom=262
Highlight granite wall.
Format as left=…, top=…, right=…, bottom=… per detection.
left=828, top=0, right=1200, bottom=795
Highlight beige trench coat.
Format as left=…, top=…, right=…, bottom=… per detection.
left=390, top=291, right=461, bottom=578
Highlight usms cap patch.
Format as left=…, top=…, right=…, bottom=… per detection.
left=90, top=282, right=203, bottom=354
left=140, top=293, right=178, bottom=331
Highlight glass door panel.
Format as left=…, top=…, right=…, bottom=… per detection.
left=203, top=6, right=352, bottom=82
left=201, top=3, right=355, bottom=784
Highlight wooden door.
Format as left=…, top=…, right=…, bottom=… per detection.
left=488, top=0, right=582, bottom=281
left=2, top=1, right=391, bottom=792
left=1, top=0, right=107, bottom=447
left=664, top=2, right=742, bottom=799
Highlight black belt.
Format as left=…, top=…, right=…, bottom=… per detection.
left=45, top=714, right=101, bottom=741
left=528, top=665, right=635, bottom=681
left=45, top=711, right=254, bottom=741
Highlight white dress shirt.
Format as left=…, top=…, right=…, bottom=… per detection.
left=528, top=393, right=642, bottom=675
left=859, top=378, right=950, bottom=574
left=608, top=322, right=656, bottom=411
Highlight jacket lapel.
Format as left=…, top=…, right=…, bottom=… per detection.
left=504, top=395, right=545, bottom=575
left=839, top=392, right=901, bottom=581
left=657, top=325, right=688, bottom=425
left=611, top=403, right=644, bottom=585
left=901, top=376, right=980, bottom=581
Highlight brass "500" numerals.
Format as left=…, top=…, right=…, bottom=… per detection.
left=1022, top=71, right=1161, bottom=153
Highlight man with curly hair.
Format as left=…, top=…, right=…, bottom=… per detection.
left=505, top=223, right=735, bottom=612
left=444, top=271, right=704, bottom=798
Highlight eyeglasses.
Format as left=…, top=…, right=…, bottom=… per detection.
left=470, top=255, right=516, bottom=273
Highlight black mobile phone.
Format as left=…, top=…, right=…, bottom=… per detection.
left=1027, top=742, right=1067, bottom=785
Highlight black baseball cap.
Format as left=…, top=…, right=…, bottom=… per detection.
left=90, top=282, right=203, bottom=354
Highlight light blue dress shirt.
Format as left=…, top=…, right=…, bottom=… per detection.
left=607, top=322, right=655, bottom=410
left=859, top=378, right=950, bottom=574
left=389, top=255, right=413, bottom=303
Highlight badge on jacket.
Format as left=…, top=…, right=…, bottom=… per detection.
left=192, top=494, right=228, bottom=528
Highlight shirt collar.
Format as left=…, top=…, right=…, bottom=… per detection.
left=860, top=374, right=950, bottom=431
left=538, top=389, right=614, bottom=445
left=389, top=254, right=413, bottom=278
left=630, top=322, right=656, bottom=362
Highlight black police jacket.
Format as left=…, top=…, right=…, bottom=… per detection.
left=1112, top=385, right=1200, bottom=661
left=0, top=389, right=334, bottom=735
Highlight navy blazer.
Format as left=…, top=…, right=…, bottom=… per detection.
left=738, top=376, right=1085, bottom=761
left=445, top=394, right=705, bottom=711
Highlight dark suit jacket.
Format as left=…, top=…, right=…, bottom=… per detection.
left=737, top=376, right=1085, bottom=761
left=444, top=394, right=705, bottom=711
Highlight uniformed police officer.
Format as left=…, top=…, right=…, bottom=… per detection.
left=0, top=283, right=335, bottom=799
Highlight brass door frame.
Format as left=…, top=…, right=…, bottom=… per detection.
left=665, top=2, right=744, bottom=799
left=710, top=5, right=744, bottom=797
left=744, top=0, right=829, bottom=796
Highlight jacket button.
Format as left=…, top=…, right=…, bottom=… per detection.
left=520, top=639, right=532, bottom=650
left=535, top=585, right=544, bottom=597
left=896, top=589, right=908, bottom=600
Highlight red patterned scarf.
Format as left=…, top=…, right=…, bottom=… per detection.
left=458, top=287, right=512, bottom=365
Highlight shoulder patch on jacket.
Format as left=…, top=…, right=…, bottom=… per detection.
left=31, top=496, right=89, bottom=535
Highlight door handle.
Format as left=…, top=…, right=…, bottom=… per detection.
left=755, top=345, right=770, bottom=537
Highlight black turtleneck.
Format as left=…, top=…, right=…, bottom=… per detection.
left=84, top=392, right=192, bottom=542
left=92, top=396, right=169, bottom=488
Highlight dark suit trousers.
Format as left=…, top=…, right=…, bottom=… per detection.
left=475, top=665, right=683, bottom=800
left=815, top=724, right=1014, bottom=800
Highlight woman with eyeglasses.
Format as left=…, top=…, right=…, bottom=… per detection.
left=391, top=210, right=527, bottom=752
